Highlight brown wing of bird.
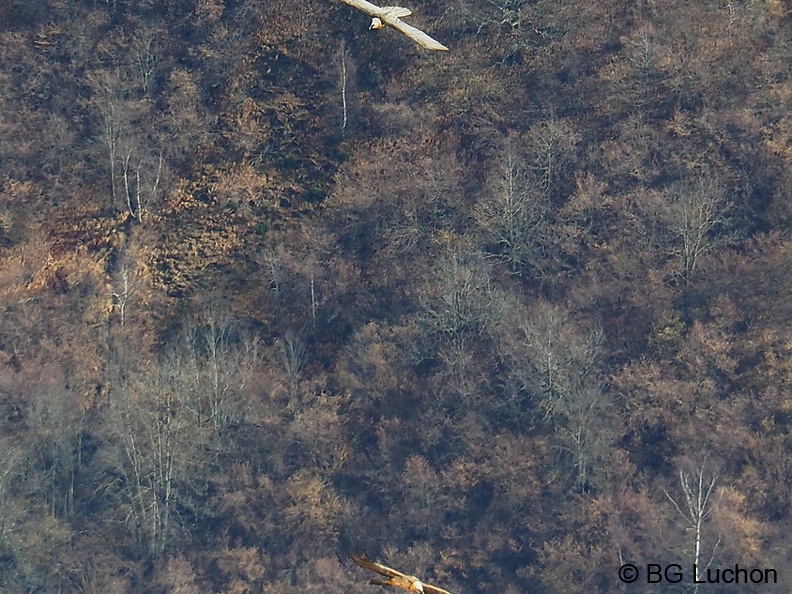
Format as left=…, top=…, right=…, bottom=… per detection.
left=350, top=554, right=456, bottom=594
left=351, top=554, right=411, bottom=580
left=369, top=576, right=417, bottom=591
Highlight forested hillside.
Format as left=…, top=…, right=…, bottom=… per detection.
left=0, top=0, right=790, bottom=592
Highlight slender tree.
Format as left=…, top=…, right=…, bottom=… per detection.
left=664, top=460, right=721, bottom=592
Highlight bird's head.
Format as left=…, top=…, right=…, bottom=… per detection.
left=369, top=17, right=384, bottom=29
left=412, top=580, right=424, bottom=594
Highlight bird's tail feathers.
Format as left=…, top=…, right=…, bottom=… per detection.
left=368, top=579, right=390, bottom=586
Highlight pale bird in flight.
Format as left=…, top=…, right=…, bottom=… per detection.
left=340, top=0, right=449, bottom=51
left=351, top=554, right=455, bottom=594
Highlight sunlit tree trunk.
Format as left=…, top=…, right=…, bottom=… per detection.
left=664, top=461, right=721, bottom=593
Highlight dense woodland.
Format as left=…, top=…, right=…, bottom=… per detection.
left=0, top=0, right=791, bottom=592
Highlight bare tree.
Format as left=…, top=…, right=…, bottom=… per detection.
left=131, top=26, right=161, bottom=97
left=91, top=69, right=167, bottom=218
left=552, top=384, right=609, bottom=491
left=122, top=148, right=163, bottom=222
left=103, top=358, right=206, bottom=556
left=110, top=262, right=139, bottom=327
left=96, top=80, right=126, bottom=211
left=191, top=315, right=259, bottom=430
left=0, top=438, right=21, bottom=544
left=516, top=304, right=602, bottom=421
left=420, top=249, right=501, bottom=354
left=500, top=302, right=608, bottom=490
left=452, top=0, right=544, bottom=49
left=333, top=41, right=356, bottom=132
left=664, top=175, right=733, bottom=285
left=24, top=386, right=85, bottom=519
left=623, top=25, right=661, bottom=109
left=138, top=313, right=261, bottom=432
left=279, top=332, right=307, bottom=399
left=256, top=243, right=283, bottom=293
left=663, top=460, right=721, bottom=592
left=475, top=149, right=548, bottom=276
left=417, top=249, right=504, bottom=404
left=400, top=456, right=442, bottom=539
left=526, top=115, right=579, bottom=198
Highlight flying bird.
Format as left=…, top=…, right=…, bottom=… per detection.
left=350, top=554, right=455, bottom=594
left=339, top=0, right=449, bottom=51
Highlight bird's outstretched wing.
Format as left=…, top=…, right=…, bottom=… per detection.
left=340, top=0, right=385, bottom=17
left=351, top=554, right=411, bottom=579
left=350, top=554, right=456, bottom=594
left=422, top=584, right=455, bottom=594
left=387, top=17, right=449, bottom=50
left=339, top=0, right=449, bottom=50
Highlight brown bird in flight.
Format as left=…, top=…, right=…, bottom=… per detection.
left=351, top=554, right=455, bottom=594
left=339, top=0, right=449, bottom=51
